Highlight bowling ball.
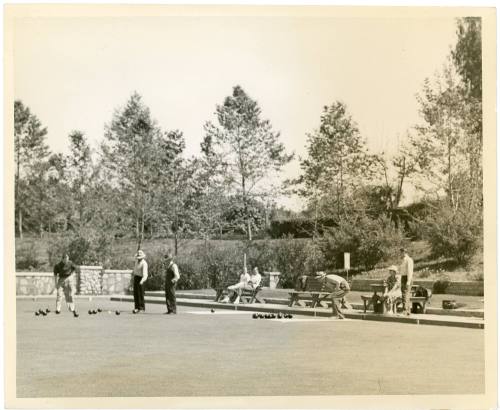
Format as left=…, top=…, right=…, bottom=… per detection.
left=211, top=309, right=215, bottom=313
left=88, top=310, right=93, bottom=315
left=45, top=308, right=50, bottom=313
left=289, top=314, right=294, bottom=319
left=115, top=310, right=121, bottom=315
left=97, top=308, right=102, bottom=313
left=252, top=313, right=258, bottom=319
left=38, top=309, right=44, bottom=314
left=41, top=311, right=46, bottom=316
left=92, top=310, right=98, bottom=314
left=35, top=312, right=39, bottom=316
left=277, top=313, right=283, bottom=319
left=258, top=314, right=264, bottom=319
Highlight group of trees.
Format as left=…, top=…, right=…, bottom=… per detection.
left=292, top=17, right=483, bottom=267
left=14, top=87, right=293, bottom=254
left=14, top=17, right=482, bottom=269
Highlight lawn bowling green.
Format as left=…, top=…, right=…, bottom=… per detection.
left=17, top=299, right=483, bottom=397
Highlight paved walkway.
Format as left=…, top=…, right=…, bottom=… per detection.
left=111, top=294, right=484, bottom=329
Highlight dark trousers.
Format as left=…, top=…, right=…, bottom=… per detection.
left=401, top=275, right=410, bottom=312
left=133, top=276, right=145, bottom=310
left=165, top=280, right=177, bottom=313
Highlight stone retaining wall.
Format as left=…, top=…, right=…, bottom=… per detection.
left=16, top=272, right=55, bottom=296
left=350, top=278, right=483, bottom=296
left=79, top=266, right=103, bottom=295
left=102, top=270, right=133, bottom=295
left=16, top=268, right=133, bottom=296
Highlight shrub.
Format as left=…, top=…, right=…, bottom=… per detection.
left=432, top=275, right=451, bottom=294
left=272, top=236, right=326, bottom=288
left=47, top=229, right=114, bottom=267
left=16, top=241, right=44, bottom=271
left=424, top=206, right=482, bottom=267
left=320, top=214, right=407, bottom=270
left=466, top=271, right=484, bottom=282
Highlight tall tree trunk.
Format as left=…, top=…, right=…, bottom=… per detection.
left=241, top=174, right=252, bottom=241
left=16, top=144, right=21, bottom=238
left=18, top=209, right=23, bottom=239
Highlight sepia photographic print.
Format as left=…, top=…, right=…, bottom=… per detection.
left=3, top=4, right=497, bottom=409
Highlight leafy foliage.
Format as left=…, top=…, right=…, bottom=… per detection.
left=423, top=205, right=482, bottom=266
left=202, top=85, right=293, bottom=240
left=320, top=214, right=407, bottom=270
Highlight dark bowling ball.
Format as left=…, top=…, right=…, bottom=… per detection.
left=35, top=311, right=40, bottom=316
left=38, top=309, right=44, bottom=314
left=40, top=311, right=46, bottom=316
left=97, top=308, right=102, bottom=313
left=211, top=309, right=215, bottom=313
left=88, top=310, right=93, bottom=315
left=45, top=308, right=50, bottom=313
left=258, top=314, right=264, bottom=319
left=115, top=310, right=121, bottom=315
left=289, top=314, right=294, bottom=319
left=92, top=310, right=98, bottom=314
left=252, top=313, right=258, bottom=319
left=277, top=313, right=283, bottom=319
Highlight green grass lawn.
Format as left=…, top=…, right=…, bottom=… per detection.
left=17, top=299, right=484, bottom=397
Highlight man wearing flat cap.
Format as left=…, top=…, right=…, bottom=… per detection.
left=132, top=249, right=148, bottom=313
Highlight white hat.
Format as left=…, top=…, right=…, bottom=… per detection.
left=136, top=250, right=146, bottom=259
left=388, top=265, right=398, bottom=272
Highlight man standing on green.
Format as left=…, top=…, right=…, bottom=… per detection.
left=161, top=251, right=180, bottom=314
left=53, top=253, right=79, bottom=317
left=132, top=250, right=148, bottom=314
left=399, top=247, right=414, bottom=315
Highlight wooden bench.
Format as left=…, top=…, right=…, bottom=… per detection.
left=213, top=274, right=269, bottom=304
left=288, top=276, right=335, bottom=308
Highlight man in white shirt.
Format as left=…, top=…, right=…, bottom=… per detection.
left=132, top=250, right=148, bottom=313
left=162, top=252, right=180, bottom=314
left=399, top=247, right=414, bottom=315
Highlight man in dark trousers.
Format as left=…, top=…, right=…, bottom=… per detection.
left=132, top=250, right=148, bottom=314
left=53, top=253, right=79, bottom=317
left=162, top=251, right=180, bottom=314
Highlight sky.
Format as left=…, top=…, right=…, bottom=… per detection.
left=13, top=11, right=459, bottom=210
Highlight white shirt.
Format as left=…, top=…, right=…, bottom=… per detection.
left=248, top=273, right=262, bottom=288
left=239, top=272, right=250, bottom=284
left=134, top=259, right=148, bottom=278
left=399, top=254, right=414, bottom=279
left=168, top=261, right=180, bottom=281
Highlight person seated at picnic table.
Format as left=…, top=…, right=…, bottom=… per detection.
left=223, top=267, right=250, bottom=303
left=226, top=266, right=262, bottom=304
left=383, top=265, right=402, bottom=314
left=315, top=272, right=350, bottom=319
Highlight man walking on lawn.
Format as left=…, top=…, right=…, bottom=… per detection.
left=162, top=251, right=180, bottom=314
left=399, top=247, right=414, bottom=315
left=53, top=253, right=79, bottom=317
